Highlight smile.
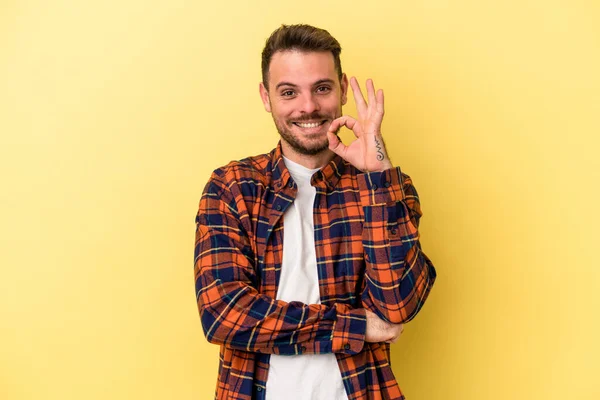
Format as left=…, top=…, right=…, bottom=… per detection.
left=292, top=120, right=327, bottom=128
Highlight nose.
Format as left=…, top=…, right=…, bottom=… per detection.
left=299, top=93, right=320, bottom=114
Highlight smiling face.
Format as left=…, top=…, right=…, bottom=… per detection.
left=259, top=50, right=348, bottom=158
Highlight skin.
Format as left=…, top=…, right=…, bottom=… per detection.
left=259, top=49, right=403, bottom=342
left=327, top=76, right=394, bottom=173
left=366, top=309, right=404, bottom=344
left=259, top=50, right=348, bottom=169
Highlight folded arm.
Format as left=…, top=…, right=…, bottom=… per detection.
left=194, top=172, right=367, bottom=355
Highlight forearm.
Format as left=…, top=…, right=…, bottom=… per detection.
left=358, top=167, right=437, bottom=324
left=196, top=276, right=366, bottom=355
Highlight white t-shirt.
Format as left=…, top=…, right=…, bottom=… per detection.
left=265, top=156, right=349, bottom=400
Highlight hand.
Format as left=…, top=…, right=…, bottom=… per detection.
left=327, top=77, right=393, bottom=172
left=364, top=309, right=404, bottom=344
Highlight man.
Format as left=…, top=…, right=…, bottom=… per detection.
left=194, top=24, right=437, bottom=400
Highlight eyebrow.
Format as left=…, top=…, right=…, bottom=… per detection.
left=275, top=79, right=336, bottom=90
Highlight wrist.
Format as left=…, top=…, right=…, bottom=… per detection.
left=371, top=160, right=393, bottom=172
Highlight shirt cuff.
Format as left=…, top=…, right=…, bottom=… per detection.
left=357, top=166, right=406, bottom=207
left=331, top=304, right=366, bottom=355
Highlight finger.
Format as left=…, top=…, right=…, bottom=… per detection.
left=366, top=79, right=377, bottom=108
left=376, top=89, right=384, bottom=116
left=350, top=77, right=367, bottom=115
left=328, top=115, right=362, bottom=138
left=327, top=131, right=348, bottom=157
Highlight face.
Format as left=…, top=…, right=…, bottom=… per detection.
left=259, top=50, right=348, bottom=156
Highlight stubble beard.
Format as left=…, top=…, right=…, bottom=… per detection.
left=273, top=111, right=342, bottom=156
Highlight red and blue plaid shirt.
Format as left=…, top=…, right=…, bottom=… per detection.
left=194, top=142, right=437, bottom=399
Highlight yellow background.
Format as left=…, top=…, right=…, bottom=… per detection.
left=1, top=0, right=599, bottom=399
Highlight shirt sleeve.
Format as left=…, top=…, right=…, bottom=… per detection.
left=194, top=171, right=367, bottom=355
left=357, top=166, right=437, bottom=324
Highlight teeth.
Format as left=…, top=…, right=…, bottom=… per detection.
left=296, top=122, right=321, bottom=128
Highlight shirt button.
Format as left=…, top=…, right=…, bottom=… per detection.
left=384, top=181, right=391, bottom=188
left=301, top=346, right=306, bottom=353
left=256, top=387, right=263, bottom=392
left=391, top=229, right=397, bottom=235
left=288, top=181, right=294, bottom=188
left=372, top=184, right=378, bottom=190
left=276, top=204, right=282, bottom=211
left=344, top=344, right=351, bottom=350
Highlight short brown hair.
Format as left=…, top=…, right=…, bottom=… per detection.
left=261, top=24, right=343, bottom=90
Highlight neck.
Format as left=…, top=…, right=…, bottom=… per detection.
left=280, top=141, right=334, bottom=169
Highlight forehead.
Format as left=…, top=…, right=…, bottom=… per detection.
left=268, top=50, right=337, bottom=89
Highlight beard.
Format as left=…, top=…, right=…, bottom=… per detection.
left=272, top=111, right=342, bottom=156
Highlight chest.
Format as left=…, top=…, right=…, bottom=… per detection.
left=248, top=184, right=366, bottom=306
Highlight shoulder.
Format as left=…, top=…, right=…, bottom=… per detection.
left=206, top=149, right=275, bottom=194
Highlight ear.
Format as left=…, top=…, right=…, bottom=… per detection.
left=259, top=82, right=272, bottom=113
left=340, top=73, right=349, bottom=106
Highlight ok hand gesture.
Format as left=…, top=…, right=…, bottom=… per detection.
left=327, top=77, right=393, bottom=172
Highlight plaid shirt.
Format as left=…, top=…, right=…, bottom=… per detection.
left=194, top=142, right=437, bottom=400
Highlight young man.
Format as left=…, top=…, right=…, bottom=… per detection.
left=194, top=24, right=437, bottom=400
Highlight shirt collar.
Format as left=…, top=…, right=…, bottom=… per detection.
left=270, top=141, right=347, bottom=192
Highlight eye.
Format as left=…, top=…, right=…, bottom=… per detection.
left=316, top=86, right=331, bottom=93
left=281, top=90, right=295, bottom=97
